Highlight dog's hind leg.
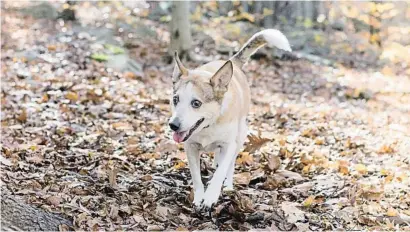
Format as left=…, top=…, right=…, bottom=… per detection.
left=224, top=117, right=248, bottom=191
left=185, top=143, right=204, bottom=206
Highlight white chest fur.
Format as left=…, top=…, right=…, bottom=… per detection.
left=189, top=120, right=238, bottom=150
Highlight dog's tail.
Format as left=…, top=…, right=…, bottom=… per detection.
left=230, top=29, right=291, bottom=67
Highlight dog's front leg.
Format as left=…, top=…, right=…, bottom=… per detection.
left=201, top=141, right=237, bottom=208
left=185, top=143, right=204, bottom=206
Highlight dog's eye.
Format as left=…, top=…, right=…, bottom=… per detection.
left=173, top=96, right=179, bottom=105
left=191, top=99, right=202, bottom=108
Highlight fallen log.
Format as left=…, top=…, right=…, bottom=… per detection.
left=1, top=194, right=72, bottom=231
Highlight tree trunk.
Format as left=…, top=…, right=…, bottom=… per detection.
left=263, top=1, right=275, bottom=28
left=170, top=1, right=192, bottom=59
left=303, top=1, right=314, bottom=22
left=1, top=194, right=73, bottom=231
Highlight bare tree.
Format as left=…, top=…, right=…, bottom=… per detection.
left=170, top=1, right=192, bottom=59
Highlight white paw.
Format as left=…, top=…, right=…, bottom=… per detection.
left=201, top=183, right=222, bottom=208
left=192, top=189, right=204, bottom=207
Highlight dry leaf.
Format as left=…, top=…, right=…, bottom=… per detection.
left=302, top=195, right=315, bottom=207
left=173, top=161, right=186, bottom=169
left=140, top=175, right=153, bottom=181
left=386, top=207, right=398, bottom=217
left=47, top=196, right=62, bottom=206
left=108, top=168, right=118, bottom=187
left=112, top=122, right=133, bottom=130
left=234, top=172, right=251, bottom=185
left=267, top=155, right=281, bottom=172
left=17, top=109, right=27, bottom=123
left=378, top=144, right=395, bottom=154
left=65, top=91, right=79, bottom=101
left=236, top=152, right=254, bottom=166
left=355, top=164, right=368, bottom=175
left=244, top=133, right=271, bottom=153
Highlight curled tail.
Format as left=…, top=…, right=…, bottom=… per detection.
left=230, top=29, right=292, bottom=67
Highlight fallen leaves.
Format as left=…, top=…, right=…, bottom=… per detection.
left=65, top=91, right=79, bottom=101
left=234, top=172, right=251, bottom=185
left=266, top=155, right=281, bottom=172
left=236, top=152, right=254, bottom=166
left=244, top=134, right=271, bottom=153
left=17, top=109, right=27, bottom=123
left=355, top=164, right=368, bottom=175
left=112, top=121, right=133, bottom=130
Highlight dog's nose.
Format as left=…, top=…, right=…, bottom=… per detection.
left=169, top=121, right=180, bottom=131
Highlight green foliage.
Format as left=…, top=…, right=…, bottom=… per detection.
left=104, top=44, right=125, bottom=55
left=91, top=53, right=109, bottom=62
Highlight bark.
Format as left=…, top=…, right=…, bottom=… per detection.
left=1, top=194, right=72, bottom=231
left=263, top=1, right=275, bottom=28
left=169, top=1, right=192, bottom=59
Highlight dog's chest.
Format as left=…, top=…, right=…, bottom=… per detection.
left=190, top=121, right=238, bottom=149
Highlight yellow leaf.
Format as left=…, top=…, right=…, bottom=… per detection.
left=302, top=164, right=311, bottom=174
left=65, top=91, right=79, bottom=101
left=386, top=207, right=398, bottom=217
left=355, top=164, right=368, bottom=175
left=173, top=161, right=186, bottom=170
left=377, top=144, right=395, bottom=154
left=384, top=174, right=394, bottom=184
left=47, top=44, right=57, bottom=51
left=236, top=152, right=254, bottom=166
left=303, top=195, right=315, bottom=207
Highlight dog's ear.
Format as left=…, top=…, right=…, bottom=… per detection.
left=210, top=60, right=233, bottom=98
left=172, top=51, right=188, bottom=83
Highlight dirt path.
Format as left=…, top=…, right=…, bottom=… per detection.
left=1, top=3, right=410, bottom=231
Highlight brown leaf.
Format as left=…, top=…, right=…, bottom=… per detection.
left=234, top=172, right=251, bottom=185
left=236, top=152, right=254, bottom=166
left=141, top=175, right=153, bottom=181
left=267, top=155, right=281, bottom=172
left=244, top=133, right=271, bottom=153
left=65, top=91, right=79, bottom=101
left=47, top=196, right=62, bottom=206
left=17, top=109, right=27, bottom=123
left=112, top=122, right=133, bottom=130
left=108, top=168, right=118, bottom=188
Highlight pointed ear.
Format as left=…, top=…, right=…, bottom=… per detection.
left=172, top=51, right=188, bottom=83
left=210, top=60, right=233, bottom=98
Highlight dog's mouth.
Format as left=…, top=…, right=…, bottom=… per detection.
left=173, top=118, right=205, bottom=143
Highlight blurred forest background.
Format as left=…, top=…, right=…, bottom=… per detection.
left=1, top=1, right=410, bottom=231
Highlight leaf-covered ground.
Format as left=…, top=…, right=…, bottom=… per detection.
left=1, top=2, right=410, bottom=231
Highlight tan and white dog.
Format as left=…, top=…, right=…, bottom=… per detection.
left=169, top=29, right=291, bottom=208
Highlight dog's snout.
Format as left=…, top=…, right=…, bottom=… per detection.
left=169, top=119, right=180, bottom=131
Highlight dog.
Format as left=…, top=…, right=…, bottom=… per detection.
left=169, top=29, right=291, bottom=209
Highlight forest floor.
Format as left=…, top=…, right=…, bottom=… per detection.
left=1, top=2, right=410, bottom=231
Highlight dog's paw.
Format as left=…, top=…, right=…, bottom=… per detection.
left=200, top=191, right=220, bottom=209
left=192, top=189, right=204, bottom=207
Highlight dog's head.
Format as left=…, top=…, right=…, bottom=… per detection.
left=169, top=52, right=233, bottom=143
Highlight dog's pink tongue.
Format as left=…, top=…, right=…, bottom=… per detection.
left=173, top=132, right=185, bottom=143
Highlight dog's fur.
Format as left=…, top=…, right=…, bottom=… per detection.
left=169, top=29, right=291, bottom=208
